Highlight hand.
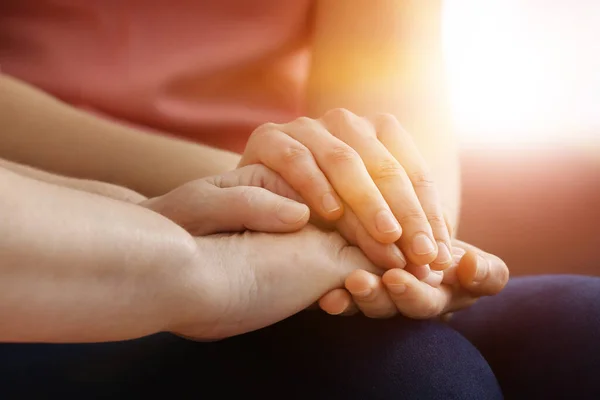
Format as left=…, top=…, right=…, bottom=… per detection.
left=317, top=240, right=509, bottom=319
left=140, top=165, right=310, bottom=235
left=166, top=226, right=383, bottom=340
left=239, top=109, right=452, bottom=270
left=139, top=165, right=383, bottom=338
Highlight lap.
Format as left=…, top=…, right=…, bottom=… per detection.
left=451, top=274, right=600, bottom=399
left=7, top=275, right=596, bottom=399
left=0, top=312, right=500, bottom=400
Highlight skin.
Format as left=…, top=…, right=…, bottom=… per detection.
left=0, top=1, right=505, bottom=323
left=0, top=164, right=385, bottom=342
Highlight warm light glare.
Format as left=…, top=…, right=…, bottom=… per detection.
left=443, top=0, right=600, bottom=144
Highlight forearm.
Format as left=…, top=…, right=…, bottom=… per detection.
left=0, top=157, right=147, bottom=203
left=0, top=167, right=197, bottom=342
left=0, top=75, right=240, bottom=197
left=308, top=0, right=460, bottom=231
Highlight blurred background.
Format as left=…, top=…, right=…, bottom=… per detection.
left=443, top=0, right=599, bottom=275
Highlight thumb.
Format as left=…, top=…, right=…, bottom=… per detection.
left=192, top=186, right=310, bottom=235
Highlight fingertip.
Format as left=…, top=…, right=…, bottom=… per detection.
left=456, top=250, right=479, bottom=288
left=345, top=270, right=377, bottom=296
left=318, top=289, right=353, bottom=315
left=405, top=233, right=438, bottom=266
left=372, top=209, right=402, bottom=244
left=404, top=264, right=431, bottom=281
left=320, top=192, right=343, bottom=220
left=276, top=200, right=309, bottom=224
left=422, top=269, right=443, bottom=287
left=430, top=241, right=452, bottom=271
left=382, top=269, right=413, bottom=294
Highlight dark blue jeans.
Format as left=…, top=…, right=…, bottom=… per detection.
left=1, top=275, right=598, bottom=399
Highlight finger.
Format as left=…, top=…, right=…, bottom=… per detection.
left=373, top=114, right=453, bottom=270
left=345, top=270, right=398, bottom=318
left=318, top=288, right=355, bottom=315
left=210, top=164, right=305, bottom=203
left=382, top=268, right=452, bottom=319
left=403, top=264, right=430, bottom=280
left=335, top=206, right=407, bottom=270
left=404, top=264, right=443, bottom=287
left=425, top=270, right=444, bottom=287
left=240, top=124, right=344, bottom=221
left=441, top=247, right=466, bottom=285
left=338, top=302, right=360, bottom=316
left=282, top=113, right=402, bottom=244
left=194, top=186, right=309, bottom=235
left=457, top=248, right=510, bottom=296
left=323, top=110, right=439, bottom=266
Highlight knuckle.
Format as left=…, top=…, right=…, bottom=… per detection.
left=325, top=144, right=360, bottom=165
left=372, top=158, right=404, bottom=182
left=280, top=144, right=311, bottom=164
left=374, top=112, right=399, bottom=125
left=425, top=213, right=447, bottom=229
left=292, top=116, right=317, bottom=127
left=409, top=170, right=435, bottom=188
left=346, top=190, right=377, bottom=209
left=294, top=169, right=322, bottom=192
left=397, top=209, right=427, bottom=226
left=324, top=107, right=355, bottom=123
left=252, top=122, right=279, bottom=137
left=372, top=113, right=404, bottom=136
left=237, top=187, right=260, bottom=209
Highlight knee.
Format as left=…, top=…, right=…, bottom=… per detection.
left=270, top=313, right=502, bottom=400
left=452, top=275, right=600, bottom=399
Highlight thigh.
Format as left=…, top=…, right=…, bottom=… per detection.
left=451, top=274, right=600, bottom=399
left=0, top=312, right=502, bottom=400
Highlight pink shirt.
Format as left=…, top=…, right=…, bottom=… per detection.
left=0, top=0, right=313, bottom=153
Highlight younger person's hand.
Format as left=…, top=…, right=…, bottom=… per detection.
left=239, top=109, right=453, bottom=270
left=318, top=240, right=509, bottom=319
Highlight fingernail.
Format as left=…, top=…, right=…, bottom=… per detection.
left=473, top=255, right=489, bottom=283
left=375, top=210, right=401, bottom=234
left=432, top=242, right=452, bottom=265
left=351, top=288, right=373, bottom=298
left=390, top=245, right=407, bottom=268
left=430, top=270, right=443, bottom=277
left=321, top=193, right=341, bottom=214
left=277, top=201, right=309, bottom=224
left=386, top=283, right=407, bottom=294
left=412, top=233, right=436, bottom=255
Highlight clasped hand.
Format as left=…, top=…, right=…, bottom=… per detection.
left=140, top=110, right=509, bottom=340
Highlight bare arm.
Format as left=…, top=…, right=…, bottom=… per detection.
left=0, top=75, right=240, bottom=197
left=0, top=157, right=147, bottom=203
left=308, top=0, right=460, bottom=230
left=0, top=166, right=198, bottom=343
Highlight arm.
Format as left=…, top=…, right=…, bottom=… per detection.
left=0, top=75, right=240, bottom=197
left=308, top=0, right=460, bottom=230
left=0, top=166, right=198, bottom=342
left=0, top=157, right=147, bottom=203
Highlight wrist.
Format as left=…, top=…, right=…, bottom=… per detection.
left=159, top=235, right=229, bottom=338
left=142, top=224, right=203, bottom=335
